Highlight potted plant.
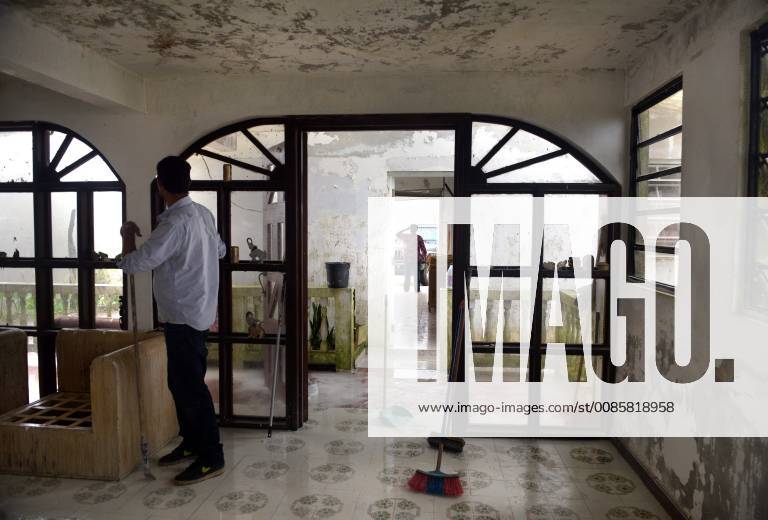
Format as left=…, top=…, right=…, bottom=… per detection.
left=309, top=302, right=323, bottom=350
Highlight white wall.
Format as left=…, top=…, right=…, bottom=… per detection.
left=622, top=0, right=768, bottom=518
left=0, top=69, right=627, bottom=329
left=625, top=0, right=767, bottom=197
left=307, top=130, right=455, bottom=322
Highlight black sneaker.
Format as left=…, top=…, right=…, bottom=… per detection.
left=158, top=445, right=197, bottom=467
left=173, top=460, right=225, bottom=485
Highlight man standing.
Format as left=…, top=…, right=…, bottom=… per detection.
left=118, top=156, right=225, bottom=485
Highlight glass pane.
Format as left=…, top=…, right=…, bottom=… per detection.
left=60, top=155, right=117, bottom=182
left=53, top=268, right=78, bottom=327
left=468, top=277, right=521, bottom=344
left=27, top=336, right=38, bottom=402
left=470, top=224, right=521, bottom=267
left=541, top=353, right=604, bottom=382
left=205, top=343, right=219, bottom=414
left=487, top=155, right=600, bottom=183
left=277, top=222, right=285, bottom=261
left=543, top=194, right=601, bottom=265
left=233, top=342, right=285, bottom=417
left=232, top=271, right=285, bottom=335
left=761, top=49, right=768, bottom=98
left=56, top=136, right=92, bottom=173
left=231, top=191, right=285, bottom=262
left=656, top=224, right=680, bottom=248
left=634, top=250, right=677, bottom=286
left=637, top=173, right=681, bottom=198
left=247, top=125, right=285, bottom=165
left=484, top=130, right=560, bottom=173
left=0, top=268, right=36, bottom=326
left=541, top=278, right=605, bottom=344
left=0, top=131, right=33, bottom=182
left=95, top=269, right=122, bottom=329
left=469, top=194, right=529, bottom=266
left=93, top=192, right=123, bottom=258
left=760, top=109, right=768, bottom=155
left=189, top=191, right=218, bottom=225
left=49, top=131, right=66, bottom=162
left=471, top=122, right=511, bottom=166
left=472, top=353, right=526, bottom=382
left=189, top=153, right=271, bottom=181
left=0, top=193, right=34, bottom=257
left=637, top=133, right=681, bottom=177
left=51, top=192, right=78, bottom=258
left=758, top=163, right=768, bottom=198
left=189, top=153, right=223, bottom=180
left=637, top=89, right=683, bottom=142
left=655, top=252, right=678, bottom=286
left=633, top=250, right=645, bottom=278
left=202, top=131, right=273, bottom=181
left=634, top=204, right=680, bottom=246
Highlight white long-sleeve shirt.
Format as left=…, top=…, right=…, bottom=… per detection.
left=118, top=196, right=225, bottom=331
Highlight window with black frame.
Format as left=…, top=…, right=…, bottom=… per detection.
left=464, top=120, right=618, bottom=385
left=747, top=23, right=768, bottom=315
left=629, top=79, right=683, bottom=289
left=749, top=23, right=768, bottom=197
left=152, top=123, right=288, bottom=426
left=0, top=122, right=125, bottom=399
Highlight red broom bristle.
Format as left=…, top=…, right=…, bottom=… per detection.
left=407, top=471, right=428, bottom=492
left=441, top=475, right=463, bottom=496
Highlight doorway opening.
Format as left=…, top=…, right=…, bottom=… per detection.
left=306, top=129, right=455, bottom=413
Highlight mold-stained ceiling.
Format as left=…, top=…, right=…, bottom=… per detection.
left=4, top=0, right=705, bottom=76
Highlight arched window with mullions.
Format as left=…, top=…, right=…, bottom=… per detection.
left=0, top=122, right=126, bottom=398
left=151, top=121, right=290, bottom=427
left=466, top=116, right=617, bottom=191
left=459, top=116, right=619, bottom=386
left=161, top=113, right=619, bottom=429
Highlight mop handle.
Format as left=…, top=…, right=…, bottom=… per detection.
left=268, top=282, right=287, bottom=434
left=129, top=275, right=150, bottom=468
left=130, top=276, right=145, bottom=425
left=435, top=442, right=444, bottom=472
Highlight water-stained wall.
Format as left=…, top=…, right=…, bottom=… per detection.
left=0, top=66, right=626, bottom=329
left=621, top=0, right=768, bottom=518
left=306, top=130, right=455, bottom=322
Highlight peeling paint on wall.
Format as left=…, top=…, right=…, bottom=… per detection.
left=5, top=0, right=706, bottom=76
left=617, top=0, right=768, bottom=517
left=623, top=290, right=768, bottom=519
left=307, top=130, right=454, bottom=323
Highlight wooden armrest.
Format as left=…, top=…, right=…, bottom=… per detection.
left=0, top=328, right=29, bottom=414
left=90, top=334, right=177, bottom=478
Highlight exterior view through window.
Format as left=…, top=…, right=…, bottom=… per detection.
left=630, top=79, right=683, bottom=288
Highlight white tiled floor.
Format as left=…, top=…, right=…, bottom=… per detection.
left=2, top=295, right=669, bottom=520
left=0, top=411, right=670, bottom=520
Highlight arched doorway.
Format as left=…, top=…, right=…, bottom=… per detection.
left=174, top=114, right=619, bottom=429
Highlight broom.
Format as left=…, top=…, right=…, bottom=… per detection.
left=408, top=295, right=467, bottom=496
left=407, top=440, right=463, bottom=496
left=428, top=272, right=471, bottom=455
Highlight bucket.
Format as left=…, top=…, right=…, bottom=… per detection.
left=325, top=262, right=350, bottom=288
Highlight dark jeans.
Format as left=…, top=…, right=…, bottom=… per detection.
left=163, top=323, right=223, bottom=465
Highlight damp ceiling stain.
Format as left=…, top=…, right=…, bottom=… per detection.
left=5, top=0, right=706, bottom=76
